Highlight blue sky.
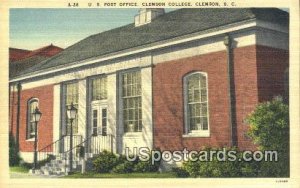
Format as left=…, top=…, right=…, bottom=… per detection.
left=10, top=9, right=176, bottom=50
left=10, top=8, right=288, bottom=50
left=10, top=9, right=140, bottom=50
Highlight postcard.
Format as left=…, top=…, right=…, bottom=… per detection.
left=0, top=0, right=299, bottom=187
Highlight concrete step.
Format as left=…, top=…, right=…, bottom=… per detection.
left=33, top=155, right=89, bottom=177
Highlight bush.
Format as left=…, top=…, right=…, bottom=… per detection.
left=133, top=160, right=160, bottom=173
left=9, top=133, right=21, bottom=166
left=93, top=150, right=160, bottom=174
left=181, top=147, right=262, bottom=177
left=19, top=161, right=33, bottom=169
left=112, top=161, right=136, bottom=173
left=93, top=150, right=121, bottom=173
left=171, top=167, right=189, bottom=178
left=111, top=154, right=138, bottom=173
left=246, top=96, right=289, bottom=177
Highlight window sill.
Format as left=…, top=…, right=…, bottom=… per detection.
left=123, top=132, right=142, bottom=138
left=26, top=138, right=35, bottom=142
left=182, top=131, right=210, bottom=138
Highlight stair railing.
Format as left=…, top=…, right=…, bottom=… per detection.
left=58, top=133, right=114, bottom=173
left=36, top=135, right=82, bottom=168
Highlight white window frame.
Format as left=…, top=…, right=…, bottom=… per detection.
left=118, top=69, right=143, bottom=136
left=26, top=98, right=39, bottom=141
left=183, top=72, right=210, bottom=137
left=91, top=102, right=108, bottom=136
left=63, top=81, right=79, bottom=135
left=90, top=75, right=107, bottom=101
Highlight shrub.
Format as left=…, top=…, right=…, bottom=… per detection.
left=133, top=157, right=160, bottom=173
left=182, top=160, right=201, bottom=177
left=112, top=161, right=136, bottom=173
left=9, top=133, right=21, bottom=166
left=133, top=150, right=160, bottom=173
left=181, top=147, right=262, bottom=177
left=171, top=167, right=189, bottom=178
left=37, top=154, right=56, bottom=168
left=93, top=150, right=120, bottom=173
left=246, top=96, right=289, bottom=177
left=19, top=161, right=33, bottom=169
left=111, top=154, right=138, bottom=173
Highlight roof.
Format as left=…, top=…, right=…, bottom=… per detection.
left=14, top=8, right=288, bottom=78
left=9, top=48, right=31, bottom=62
left=9, top=44, right=63, bottom=78
left=22, top=44, right=63, bottom=59
left=10, top=56, right=49, bottom=78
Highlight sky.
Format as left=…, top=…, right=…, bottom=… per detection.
left=10, top=8, right=288, bottom=50
left=9, top=8, right=177, bottom=50
left=9, top=9, right=141, bottom=50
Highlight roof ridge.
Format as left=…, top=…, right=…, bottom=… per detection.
left=12, top=8, right=289, bottom=79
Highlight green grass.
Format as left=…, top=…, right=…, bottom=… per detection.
left=10, top=166, right=31, bottom=173
left=63, top=172, right=177, bottom=178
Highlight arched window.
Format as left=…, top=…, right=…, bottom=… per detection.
left=184, top=72, right=209, bottom=136
left=27, top=98, right=39, bottom=139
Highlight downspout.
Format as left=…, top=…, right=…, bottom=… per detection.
left=16, top=82, right=22, bottom=152
left=224, top=35, right=237, bottom=147
left=150, top=53, right=155, bottom=151
left=9, top=83, right=15, bottom=133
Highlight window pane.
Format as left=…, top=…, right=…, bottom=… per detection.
left=27, top=100, right=38, bottom=139
left=186, top=73, right=208, bottom=132
left=201, top=117, right=208, bottom=130
left=65, top=83, right=78, bottom=135
left=122, top=71, right=142, bottom=132
left=102, top=108, right=107, bottom=135
left=200, top=103, right=207, bottom=116
left=92, top=77, right=107, bottom=101
left=201, top=89, right=207, bottom=102
left=200, top=74, right=206, bottom=88
left=93, top=109, right=98, bottom=135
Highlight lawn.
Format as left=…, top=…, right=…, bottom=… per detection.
left=10, top=166, right=30, bottom=173
left=63, top=172, right=177, bottom=178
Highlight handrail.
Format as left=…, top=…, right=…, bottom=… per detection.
left=36, top=133, right=114, bottom=173
left=37, top=135, right=66, bottom=152
left=61, top=133, right=114, bottom=154
left=37, top=135, right=82, bottom=167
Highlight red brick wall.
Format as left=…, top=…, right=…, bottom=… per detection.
left=153, top=49, right=232, bottom=151
left=233, top=46, right=259, bottom=150
left=9, top=84, right=54, bottom=152
left=153, top=45, right=286, bottom=151
left=256, top=46, right=289, bottom=102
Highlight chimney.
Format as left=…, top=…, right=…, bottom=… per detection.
left=134, top=8, right=165, bottom=27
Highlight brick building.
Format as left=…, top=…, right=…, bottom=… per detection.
left=9, top=8, right=289, bottom=164
left=9, top=44, right=63, bottom=78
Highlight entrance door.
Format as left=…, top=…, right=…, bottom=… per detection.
left=90, top=103, right=110, bottom=154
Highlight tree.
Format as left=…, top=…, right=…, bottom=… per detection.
left=9, top=132, right=21, bottom=166
left=246, top=96, right=289, bottom=177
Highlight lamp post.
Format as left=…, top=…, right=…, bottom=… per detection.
left=66, top=102, right=77, bottom=173
left=32, top=107, right=42, bottom=171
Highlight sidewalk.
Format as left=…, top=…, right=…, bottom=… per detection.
left=10, top=171, right=62, bottom=178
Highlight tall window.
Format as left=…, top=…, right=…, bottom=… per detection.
left=27, top=98, right=39, bottom=139
left=121, top=70, right=142, bottom=133
left=65, top=82, right=78, bottom=134
left=184, top=72, right=209, bottom=135
left=91, top=76, right=107, bottom=101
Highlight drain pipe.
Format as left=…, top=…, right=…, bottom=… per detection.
left=224, top=35, right=237, bottom=147
left=16, top=82, right=22, bottom=151
left=9, top=83, right=15, bottom=133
